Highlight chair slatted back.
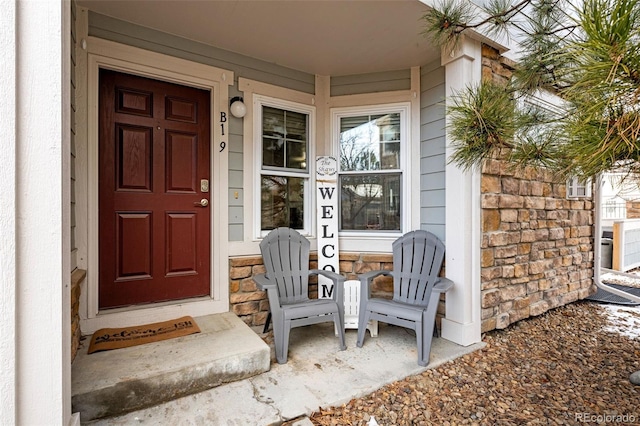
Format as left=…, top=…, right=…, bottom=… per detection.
left=392, top=230, right=445, bottom=306
left=259, top=227, right=311, bottom=304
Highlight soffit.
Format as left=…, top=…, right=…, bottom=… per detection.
left=77, top=0, right=440, bottom=76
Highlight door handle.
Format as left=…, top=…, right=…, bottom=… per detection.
left=194, top=198, right=209, bottom=207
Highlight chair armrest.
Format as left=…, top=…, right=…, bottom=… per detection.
left=310, top=269, right=345, bottom=303
left=433, top=277, right=454, bottom=293
left=358, top=269, right=392, bottom=283
left=253, top=273, right=276, bottom=291
left=254, top=273, right=282, bottom=311
left=310, top=269, right=346, bottom=284
left=358, top=270, right=392, bottom=304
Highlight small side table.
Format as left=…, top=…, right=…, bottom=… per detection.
left=344, top=280, right=378, bottom=337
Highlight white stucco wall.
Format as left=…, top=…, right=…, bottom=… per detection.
left=1, top=1, right=72, bottom=424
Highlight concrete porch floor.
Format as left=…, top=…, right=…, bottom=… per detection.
left=75, top=313, right=485, bottom=425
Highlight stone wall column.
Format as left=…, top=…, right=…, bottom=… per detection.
left=439, top=37, right=483, bottom=346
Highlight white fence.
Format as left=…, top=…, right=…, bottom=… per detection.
left=613, top=219, right=640, bottom=272
left=603, top=199, right=627, bottom=220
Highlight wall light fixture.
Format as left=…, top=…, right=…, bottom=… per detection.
left=229, top=96, right=247, bottom=118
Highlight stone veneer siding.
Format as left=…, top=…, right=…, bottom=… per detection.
left=71, top=269, right=86, bottom=362
left=626, top=200, right=640, bottom=218
left=480, top=44, right=595, bottom=333
left=229, top=253, right=447, bottom=329
left=480, top=160, right=595, bottom=332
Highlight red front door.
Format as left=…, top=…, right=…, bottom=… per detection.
left=98, top=69, right=211, bottom=309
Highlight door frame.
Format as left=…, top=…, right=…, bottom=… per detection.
left=83, top=37, right=231, bottom=333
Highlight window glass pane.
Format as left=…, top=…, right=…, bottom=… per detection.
left=286, top=140, right=306, bottom=169
left=261, top=175, right=304, bottom=230
left=262, top=137, right=284, bottom=167
left=340, top=115, right=379, bottom=172
left=566, top=177, right=591, bottom=198
left=340, top=174, right=400, bottom=231
left=380, top=142, right=400, bottom=170
left=340, top=113, right=400, bottom=171
left=262, top=106, right=307, bottom=171
left=285, top=110, right=307, bottom=142
left=263, top=106, right=284, bottom=138
left=262, top=106, right=285, bottom=168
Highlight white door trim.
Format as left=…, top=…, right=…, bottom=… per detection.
left=82, top=37, right=231, bottom=333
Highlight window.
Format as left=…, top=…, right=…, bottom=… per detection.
left=566, top=177, right=592, bottom=198
left=257, top=100, right=312, bottom=234
left=336, top=105, right=408, bottom=233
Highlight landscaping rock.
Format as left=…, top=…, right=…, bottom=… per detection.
left=310, top=302, right=640, bottom=425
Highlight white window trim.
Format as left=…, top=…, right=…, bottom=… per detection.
left=567, top=177, right=593, bottom=198
left=331, top=103, right=412, bottom=244
left=230, top=78, right=317, bottom=255
left=253, top=95, right=315, bottom=238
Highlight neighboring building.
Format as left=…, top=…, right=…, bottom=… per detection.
left=598, top=172, right=640, bottom=272
left=1, top=1, right=595, bottom=424
left=601, top=172, right=640, bottom=227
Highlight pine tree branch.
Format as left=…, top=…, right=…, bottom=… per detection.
left=459, top=0, right=532, bottom=33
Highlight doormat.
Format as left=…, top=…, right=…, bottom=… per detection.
left=87, top=316, right=200, bottom=354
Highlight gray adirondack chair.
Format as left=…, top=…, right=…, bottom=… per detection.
left=356, top=230, right=453, bottom=366
left=254, top=227, right=347, bottom=364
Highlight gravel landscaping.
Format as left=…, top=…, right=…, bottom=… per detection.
left=309, top=301, right=640, bottom=425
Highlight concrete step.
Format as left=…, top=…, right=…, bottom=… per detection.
left=71, top=312, right=270, bottom=422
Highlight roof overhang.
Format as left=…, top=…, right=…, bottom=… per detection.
left=77, top=0, right=442, bottom=76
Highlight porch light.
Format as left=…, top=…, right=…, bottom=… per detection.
left=229, top=96, right=247, bottom=118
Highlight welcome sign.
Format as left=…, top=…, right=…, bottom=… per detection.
left=316, top=156, right=339, bottom=299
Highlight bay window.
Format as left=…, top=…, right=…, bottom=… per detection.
left=335, top=105, right=409, bottom=233
left=257, top=100, right=313, bottom=235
